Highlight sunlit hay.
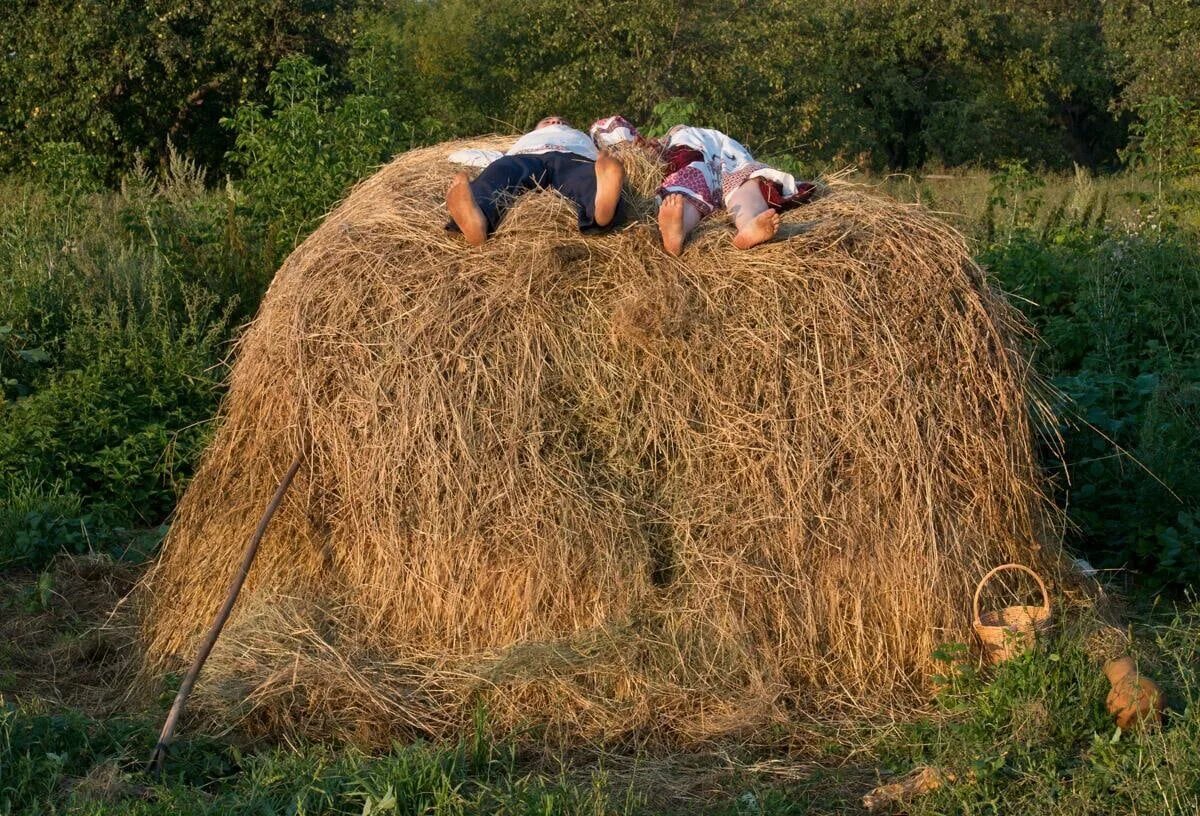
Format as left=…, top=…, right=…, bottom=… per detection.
left=138, top=135, right=1064, bottom=746
left=607, top=141, right=665, bottom=205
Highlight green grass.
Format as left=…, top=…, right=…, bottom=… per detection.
left=0, top=703, right=641, bottom=815
left=865, top=164, right=1200, bottom=239
left=1, top=146, right=1199, bottom=814
left=875, top=606, right=1200, bottom=815
left=3, top=601, right=1199, bottom=814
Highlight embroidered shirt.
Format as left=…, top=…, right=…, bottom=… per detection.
left=506, top=124, right=599, bottom=161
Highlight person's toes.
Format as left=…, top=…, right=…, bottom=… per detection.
left=733, top=208, right=780, bottom=250
left=447, top=172, right=487, bottom=246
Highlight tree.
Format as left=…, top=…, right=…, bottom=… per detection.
left=0, top=0, right=358, bottom=175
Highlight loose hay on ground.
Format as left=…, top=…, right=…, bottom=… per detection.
left=138, top=136, right=1064, bottom=747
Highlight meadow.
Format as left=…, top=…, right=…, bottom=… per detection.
left=3, top=1, right=1200, bottom=812
left=2, top=147, right=1197, bottom=816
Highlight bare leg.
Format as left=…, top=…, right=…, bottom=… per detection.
left=447, top=171, right=488, bottom=246
left=658, top=193, right=703, bottom=256
left=593, top=152, right=625, bottom=227
left=727, top=179, right=779, bottom=250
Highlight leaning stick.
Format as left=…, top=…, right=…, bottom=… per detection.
left=148, top=450, right=305, bottom=774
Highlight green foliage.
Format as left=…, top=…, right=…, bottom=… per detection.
left=1120, top=96, right=1200, bottom=206
left=223, top=55, right=401, bottom=252
left=0, top=0, right=359, bottom=175
left=0, top=476, right=85, bottom=570
left=29, top=142, right=105, bottom=198
left=1104, top=0, right=1200, bottom=121
left=4, top=607, right=1200, bottom=814
left=0, top=703, right=638, bottom=815
left=0, top=0, right=1189, bottom=176
left=0, top=287, right=227, bottom=518
left=0, top=156, right=267, bottom=569
left=985, top=161, right=1047, bottom=239
left=880, top=609, right=1200, bottom=814
left=984, top=216, right=1200, bottom=590
left=644, top=98, right=700, bottom=138
left=393, top=0, right=1123, bottom=169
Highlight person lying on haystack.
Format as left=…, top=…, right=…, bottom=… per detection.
left=446, top=116, right=626, bottom=245
left=592, top=117, right=817, bottom=255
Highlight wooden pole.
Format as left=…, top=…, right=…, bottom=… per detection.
left=148, top=450, right=304, bottom=774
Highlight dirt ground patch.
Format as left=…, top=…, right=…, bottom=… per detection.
left=0, top=554, right=145, bottom=717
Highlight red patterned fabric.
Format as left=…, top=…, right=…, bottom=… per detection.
left=720, top=162, right=768, bottom=199
left=723, top=162, right=816, bottom=213
left=759, top=179, right=817, bottom=211
left=663, top=145, right=706, bottom=174
left=659, top=165, right=717, bottom=214
left=589, top=115, right=642, bottom=148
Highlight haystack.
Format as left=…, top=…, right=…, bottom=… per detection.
left=139, top=137, right=1061, bottom=746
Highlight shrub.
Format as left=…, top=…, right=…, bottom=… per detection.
left=0, top=160, right=254, bottom=569
left=1120, top=95, right=1200, bottom=212
left=0, top=282, right=230, bottom=531
left=984, top=224, right=1200, bottom=590
left=223, top=55, right=397, bottom=254
left=0, top=0, right=359, bottom=175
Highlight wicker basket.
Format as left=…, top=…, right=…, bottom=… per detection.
left=972, top=563, right=1053, bottom=664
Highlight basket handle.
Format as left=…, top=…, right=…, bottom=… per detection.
left=972, top=563, right=1050, bottom=626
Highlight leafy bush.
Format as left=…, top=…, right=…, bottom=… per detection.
left=1120, top=95, right=1200, bottom=212
left=984, top=222, right=1200, bottom=590
left=1, top=0, right=1193, bottom=178
left=223, top=55, right=399, bottom=253
left=30, top=142, right=105, bottom=198
left=0, top=158, right=261, bottom=569
left=0, top=0, right=360, bottom=175
left=1, top=291, right=226, bottom=508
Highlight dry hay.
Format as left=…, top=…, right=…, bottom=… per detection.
left=138, top=136, right=1063, bottom=747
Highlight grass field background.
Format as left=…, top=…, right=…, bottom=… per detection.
left=6, top=1, right=1200, bottom=807
left=2, top=152, right=1198, bottom=813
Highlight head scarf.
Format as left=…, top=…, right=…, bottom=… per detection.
left=589, top=115, right=642, bottom=149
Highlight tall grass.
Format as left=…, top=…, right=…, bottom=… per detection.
left=0, top=152, right=273, bottom=569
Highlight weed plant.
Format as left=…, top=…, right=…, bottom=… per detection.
left=0, top=702, right=637, bottom=815
left=980, top=173, right=1200, bottom=590
left=0, top=155, right=268, bottom=569
left=878, top=607, right=1200, bottom=814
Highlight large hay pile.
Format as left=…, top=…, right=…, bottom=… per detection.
left=139, top=137, right=1060, bottom=746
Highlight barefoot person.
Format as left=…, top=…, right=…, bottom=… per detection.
left=447, top=116, right=625, bottom=245
left=594, top=119, right=816, bottom=255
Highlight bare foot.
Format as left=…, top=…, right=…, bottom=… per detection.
left=447, top=172, right=487, bottom=245
left=593, top=152, right=625, bottom=227
left=658, top=194, right=687, bottom=256
left=732, top=209, right=780, bottom=250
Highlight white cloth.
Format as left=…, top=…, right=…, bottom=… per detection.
left=590, top=115, right=640, bottom=149
left=446, top=148, right=504, bottom=168
left=666, top=126, right=756, bottom=175
left=506, top=124, right=599, bottom=160
left=746, top=166, right=804, bottom=199
left=662, top=125, right=804, bottom=205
